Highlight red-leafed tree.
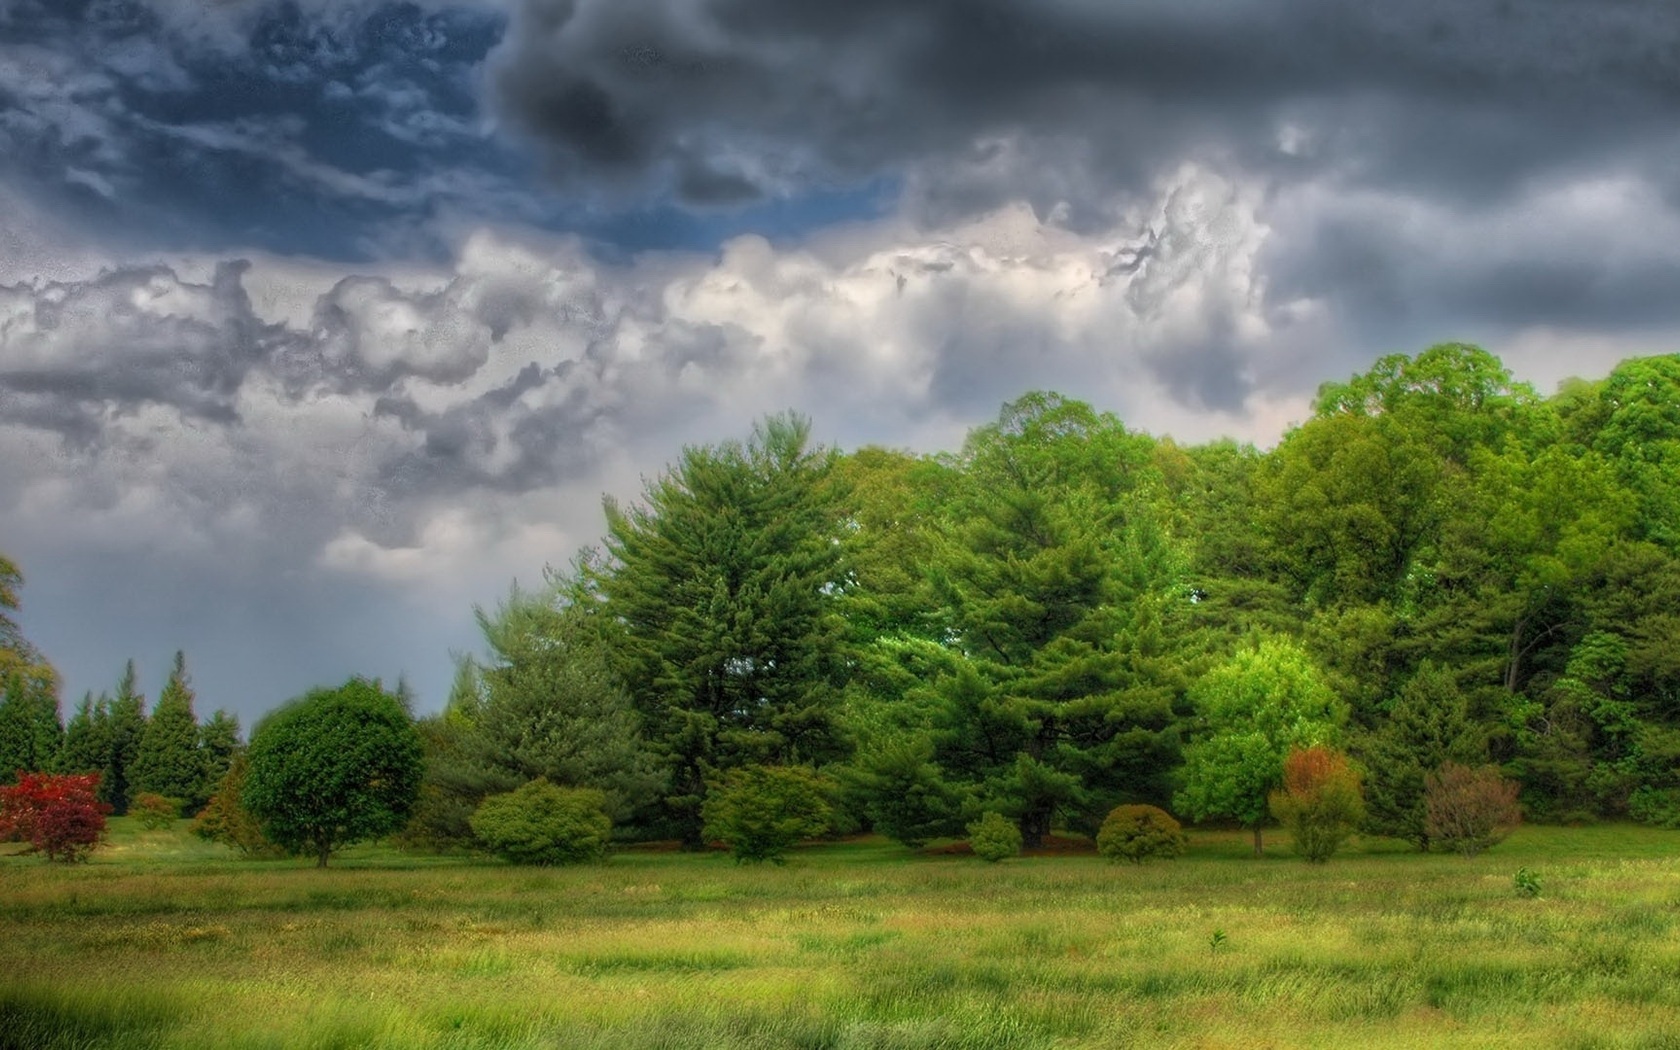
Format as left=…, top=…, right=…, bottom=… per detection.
left=0, top=771, right=110, bottom=862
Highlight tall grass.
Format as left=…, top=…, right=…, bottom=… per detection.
left=5, top=819, right=1680, bottom=1048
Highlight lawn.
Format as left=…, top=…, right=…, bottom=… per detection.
left=3, top=820, right=1680, bottom=1049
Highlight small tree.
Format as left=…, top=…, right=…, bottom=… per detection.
left=130, top=652, right=202, bottom=811
left=1096, top=804, right=1187, bottom=864
left=193, top=753, right=282, bottom=857
left=1424, top=762, right=1521, bottom=857
left=0, top=771, right=109, bottom=862
left=967, top=811, right=1023, bottom=862
left=469, top=779, right=612, bottom=865
left=701, top=765, right=834, bottom=864
left=1268, top=747, right=1365, bottom=863
left=130, top=791, right=181, bottom=830
left=244, top=678, right=423, bottom=867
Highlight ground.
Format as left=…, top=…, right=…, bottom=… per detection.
left=3, top=820, right=1679, bottom=1048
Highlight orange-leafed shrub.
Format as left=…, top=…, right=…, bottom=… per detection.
left=1269, top=747, right=1364, bottom=863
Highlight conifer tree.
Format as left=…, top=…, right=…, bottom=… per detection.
left=0, top=669, right=62, bottom=781
left=595, top=413, right=851, bottom=845
left=197, top=709, right=242, bottom=810
left=58, top=692, right=114, bottom=778
left=131, top=652, right=203, bottom=810
left=1360, top=662, right=1485, bottom=850
left=104, top=661, right=147, bottom=814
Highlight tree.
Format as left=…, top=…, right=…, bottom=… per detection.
left=1360, top=662, right=1484, bottom=850
left=102, top=661, right=148, bottom=815
left=0, top=771, right=108, bottom=862
left=595, top=413, right=852, bottom=845
left=701, top=765, right=834, bottom=864
left=1096, top=804, right=1187, bottom=864
left=197, top=709, right=242, bottom=810
left=1424, top=762, right=1522, bottom=857
left=0, top=555, right=62, bottom=782
left=57, top=692, right=113, bottom=780
left=193, top=753, right=281, bottom=857
left=130, top=651, right=202, bottom=813
left=469, top=780, right=612, bottom=865
left=1175, top=637, right=1345, bottom=855
left=243, top=677, right=423, bottom=867
left=928, top=393, right=1186, bottom=846
left=1268, top=746, right=1365, bottom=863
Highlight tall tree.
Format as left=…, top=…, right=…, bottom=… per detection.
left=58, top=692, right=113, bottom=778
left=131, top=652, right=201, bottom=810
left=1358, top=662, right=1484, bottom=850
left=0, top=554, right=62, bottom=782
left=197, top=709, right=243, bottom=809
left=595, top=413, right=851, bottom=845
left=927, top=393, right=1187, bottom=845
left=103, top=661, right=147, bottom=815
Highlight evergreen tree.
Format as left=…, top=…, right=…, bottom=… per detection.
left=0, top=668, right=62, bottom=780
left=595, top=413, right=851, bottom=845
left=58, top=692, right=113, bottom=777
left=104, top=661, right=148, bottom=814
left=131, top=652, right=203, bottom=811
left=1359, top=662, right=1484, bottom=850
left=198, top=709, right=243, bottom=810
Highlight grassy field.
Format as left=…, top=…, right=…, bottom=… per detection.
left=4, top=821, right=1680, bottom=1049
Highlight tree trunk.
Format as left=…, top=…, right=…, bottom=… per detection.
left=1020, top=809, right=1052, bottom=850
left=316, top=841, right=331, bottom=868
left=1252, top=825, right=1263, bottom=856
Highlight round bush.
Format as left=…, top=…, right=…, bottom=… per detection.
left=701, top=765, right=834, bottom=865
left=470, top=780, right=612, bottom=865
left=967, top=812, right=1022, bottom=862
left=131, top=792, right=182, bottom=830
left=1096, top=804, right=1187, bottom=864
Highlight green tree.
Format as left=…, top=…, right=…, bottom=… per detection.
left=1175, top=636, right=1345, bottom=855
left=244, top=677, right=423, bottom=867
left=0, top=555, right=62, bottom=782
left=1359, top=662, right=1484, bottom=849
left=103, top=661, right=148, bottom=815
left=469, top=780, right=612, bottom=865
left=197, top=709, right=242, bottom=809
left=701, top=764, right=834, bottom=864
left=595, top=413, right=851, bottom=845
left=130, top=651, right=203, bottom=813
left=57, top=692, right=113, bottom=779
left=928, top=393, right=1186, bottom=846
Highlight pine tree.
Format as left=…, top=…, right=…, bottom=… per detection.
left=58, top=692, right=114, bottom=777
left=596, top=413, right=851, bottom=845
left=197, top=709, right=242, bottom=810
left=0, top=668, right=62, bottom=780
left=1359, top=661, right=1485, bottom=850
left=131, top=651, right=203, bottom=812
left=104, top=661, right=148, bottom=814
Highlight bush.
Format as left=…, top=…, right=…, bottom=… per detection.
left=130, top=792, right=182, bottom=830
left=1096, top=804, right=1187, bottom=864
left=1269, top=747, right=1365, bottom=863
left=702, top=765, right=834, bottom=864
left=1424, top=762, right=1521, bottom=857
left=967, top=812, right=1022, bottom=862
left=469, top=779, right=612, bottom=865
left=0, top=772, right=109, bottom=862
left=193, top=754, right=284, bottom=858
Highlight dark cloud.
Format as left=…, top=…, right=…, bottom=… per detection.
left=493, top=0, right=1680, bottom=212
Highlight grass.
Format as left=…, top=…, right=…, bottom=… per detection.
left=5, top=820, right=1680, bottom=1048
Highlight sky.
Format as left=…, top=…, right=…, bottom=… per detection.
left=4, top=0, right=1680, bottom=726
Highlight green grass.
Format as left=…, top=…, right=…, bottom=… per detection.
left=5, top=819, right=1680, bottom=1048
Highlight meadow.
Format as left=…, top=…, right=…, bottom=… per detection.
left=4, top=822, right=1680, bottom=1050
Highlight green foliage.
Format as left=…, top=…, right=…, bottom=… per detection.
left=1360, top=662, right=1483, bottom=849
left=468, top=780, right=612, bottom=865
left=966, top=811, right=1022, bottom=862
left=0, top=670, right=62, bottom=784
left=243, top=678, right=423, bottom=867
left=1175, top=636, right=1344, bottom=853
left=701, top=765, right=834, bottom=864
left=1424, top=763, right=1522, bottom=857
left=130, top=652, right=202, bottom=808
left=196, top=710, right=242, bottom=808
left=1095, top=804, right=1187, bottom=864
left=1268, top=747, right=1365, bottom=864
left=845, top=738, right=960, bottom=849
left=1514, top=867, right=1542, bottom=898
left=101, top=662, right=147, bottom=816
left=192, top=753, right=282, bottom=858
left=129, top=792, right=181, bottom=830
left=597, top=413, right=851, bottom=845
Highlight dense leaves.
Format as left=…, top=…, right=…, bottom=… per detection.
left=0, top=772, right=108, bottom=862
left=469, top=780, right=612, bottom=865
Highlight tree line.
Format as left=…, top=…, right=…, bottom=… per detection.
left=5, top=343, right=1679, bottom=863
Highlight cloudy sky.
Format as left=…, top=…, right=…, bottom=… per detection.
left=3, top=0, right=1679, bottom=725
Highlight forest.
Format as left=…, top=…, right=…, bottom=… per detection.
left=4, top=342, right=1680, bottom=860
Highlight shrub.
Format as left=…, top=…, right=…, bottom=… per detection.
left=193, top=754, right=284, bottom=858
left=469, top=779, right=612, bottom=865
left=1096, top=804, right=1187, bottom=864
left=701, top=765, right=834, bottom=864
left=1514, top=866, right=1541, bottom=899
left=0, top=771, right=109, bottom=862
left=1424, top=762, right=1521, bottom=857
left=131, top=792, right=182, bottom=830
left=967, top=811, right=1022, bottom=862
left=1269, top=746, right=1365, bottom=863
